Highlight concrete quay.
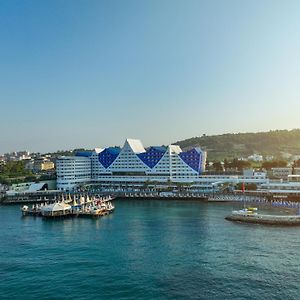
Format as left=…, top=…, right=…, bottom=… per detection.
left=1, top=190, right=63, bottom=204
left=120, top=191, right=208, bottom=200
left=225, top=214, right=300, bottom=226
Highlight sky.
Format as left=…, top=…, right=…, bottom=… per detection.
left=0, top=0, right=299, bottom=153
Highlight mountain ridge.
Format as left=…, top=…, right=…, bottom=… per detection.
left=174, top=129, right=300, bottom=161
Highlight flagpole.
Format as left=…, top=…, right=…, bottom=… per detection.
left=242, top=182, right=245, bottom=208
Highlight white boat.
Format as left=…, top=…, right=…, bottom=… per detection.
left=21, top=205, right=29, bottom=216
left=231, top=207, right=258, bottom=216
left=106, top=201, right=115, bottom=212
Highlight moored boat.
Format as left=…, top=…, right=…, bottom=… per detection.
left=20, top=194, right=115, bottom=219
left=21, top=203, right=44, bottom=216
left=231, top=207, right=258, bottom=216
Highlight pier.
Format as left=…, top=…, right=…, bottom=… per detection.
left=225, top=214, right=300, bottom=226
left=122, top=191, right=207, bottom=200
left=3, top=189, right=300, bottom=212
left=208, top=194, right=267, bottom=203
left=1, top=190, right=208, bottom=204
left=1, top=190, right=63, bottom=204
left=21, top=195, right=115, bottom=219
left=208, top=193, right=300, bottom=209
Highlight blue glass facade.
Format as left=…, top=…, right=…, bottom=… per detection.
left=96, top=142, right=204, bottom=174
left=137, top=147, right=166, bottom=168
left=179, top=148, right=202, bottom=173
left=98, top=147, right=121, bottom=168
left=75, top=151, right=93, bottom=157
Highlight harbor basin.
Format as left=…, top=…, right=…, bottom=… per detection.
left=0, top=199, right=299, bottom=300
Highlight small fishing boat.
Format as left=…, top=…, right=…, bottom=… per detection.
left=21, top=205, right=30, bottom=216
left=231, top=207, right=258, bottom=216
left=21, top=204, right=43, bottom=216
left=105, top=201, right=115, bottom=213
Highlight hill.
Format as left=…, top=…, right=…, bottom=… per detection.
left=174, top=129, right=300, bottom=161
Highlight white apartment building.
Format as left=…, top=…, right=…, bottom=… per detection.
left=56, top=156, right=91, bottom=191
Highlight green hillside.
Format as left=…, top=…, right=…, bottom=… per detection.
left=174, top=129, right=300, bottom=161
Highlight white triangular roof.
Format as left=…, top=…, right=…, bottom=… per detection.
left=94, top=148, right=104, bottom=154
left=168, top=145, right=182, bottom=154
left=125, top=139, right=146, bottom=154
left=41, top=202, right=71, bottom=212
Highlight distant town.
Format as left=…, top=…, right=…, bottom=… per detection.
left=0, top=148, right=86, bottom=185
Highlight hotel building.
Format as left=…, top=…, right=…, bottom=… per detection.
left=56, top=138, right=268, bottom=191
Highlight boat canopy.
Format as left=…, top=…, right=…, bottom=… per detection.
left=41, top=202, right=71, bottom=212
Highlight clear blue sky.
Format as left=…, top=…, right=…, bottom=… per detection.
left=0, top=0, right=299, bottom=153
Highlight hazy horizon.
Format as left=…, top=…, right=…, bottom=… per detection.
left=1, top=128, right=299, bottom=154
left=1, top=0, right=299, bottom=153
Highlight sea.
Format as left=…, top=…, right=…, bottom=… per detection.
left=0, top=200, right=299, bottom=300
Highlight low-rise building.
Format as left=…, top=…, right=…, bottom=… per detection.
left=270, top=167, right=300, bottom=179
left=35, top=160, right=55, bottom=171
left=271, top=168, right=292, bottom=179
left=25, top=158, right=55, bottom=172
left=248, top=154, right=263, bottom=162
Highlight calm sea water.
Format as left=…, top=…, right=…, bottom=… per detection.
left=0, top=200, right=299, bottom=300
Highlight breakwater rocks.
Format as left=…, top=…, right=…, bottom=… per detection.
left=225, top=214, right=300, bottom=226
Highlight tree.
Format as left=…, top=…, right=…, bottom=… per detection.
left=229, top=158, right=251, bottom=171
left=0, top=161, right=32, bottom=178
left=262, top=160, right=288, bottom=170
left=236, top=183, right=257, bottom=191
left=0, top=176, right=9, bottom=185
left=223, top=158, right=230, bottom=171
left=294, top=159, right=300, bottom=167
left=24, top=176, right=38, bottom=182
left=205, top=160, right=211, bottom=171
left=213, top=161, right=223, bottom=172
left=175, top=129, right=300, bottom=162
left=237, top=160, right=251, bottom=171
